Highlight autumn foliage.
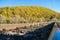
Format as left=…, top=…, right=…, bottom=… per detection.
left=0, top=6, right=59, bottom=24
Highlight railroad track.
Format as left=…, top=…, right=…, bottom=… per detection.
left=0, top=22, right=50, bottom=30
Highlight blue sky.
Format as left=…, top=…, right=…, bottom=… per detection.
left=0, top=0, right=60, bottom=12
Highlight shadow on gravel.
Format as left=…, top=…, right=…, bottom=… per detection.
left=0, top=22, right=55, bottom=40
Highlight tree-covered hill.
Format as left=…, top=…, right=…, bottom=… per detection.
left=0, top=6, right=59, bottom=24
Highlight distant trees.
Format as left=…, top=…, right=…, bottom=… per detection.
left=0, top=14, right=7, bottom=24
left=0, top=6, right=59, bottom=24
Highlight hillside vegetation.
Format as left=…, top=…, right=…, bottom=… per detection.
left=0, top=6, right=59, bottom=24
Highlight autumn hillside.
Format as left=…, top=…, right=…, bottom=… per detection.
left=0, top=6, right=59, bottom=24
